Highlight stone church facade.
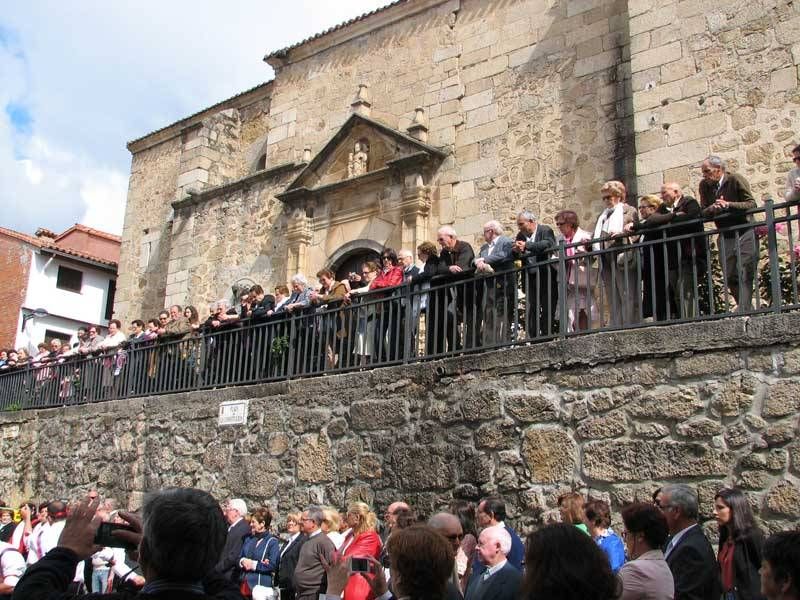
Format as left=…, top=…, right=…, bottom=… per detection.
left=114, top=0, right=800, bottom=323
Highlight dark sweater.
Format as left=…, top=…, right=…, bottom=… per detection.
left=292, top=531, right=335, bottom=596
left=11, top=547, right=241, bottom=600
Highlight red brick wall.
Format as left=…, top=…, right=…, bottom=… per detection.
left=0, top=235, right=32, bottom=350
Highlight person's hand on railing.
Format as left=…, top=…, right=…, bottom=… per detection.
left=448, top=265, right=463, bottom=274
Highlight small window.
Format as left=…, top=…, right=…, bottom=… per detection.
left=44, top=330, right=70, bottom=346
left=56, top=266, right=83, bottom=293
left=104, top=279, right=116, bottom=321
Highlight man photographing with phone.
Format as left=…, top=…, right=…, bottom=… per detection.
left=11, top=488, right=241, bottom=600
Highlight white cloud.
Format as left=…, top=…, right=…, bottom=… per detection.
left=0, top=0, right=391, bottom=237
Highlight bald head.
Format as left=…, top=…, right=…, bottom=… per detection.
left=428, top=512, right=463, bottom=556
left=385, top=501, right=410, bottom=530
left=660, top=182, right=684, bottom=207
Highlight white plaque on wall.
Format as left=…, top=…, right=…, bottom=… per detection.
left=218, top=400, right=249, bottom=426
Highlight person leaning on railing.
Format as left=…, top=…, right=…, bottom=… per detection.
left=474, top=220, right=515, bottom=346
left=435, top=225, right=477, bottom=351
left=592, top=180, right=640, bottom=328
left=513, top=210, right=558, bottom=340
left=555, top=209, right=596, bottom=333
left=408, top=241, right=441, bottom=356
left=700, top=155, right=758, bottom=312
left=370, top=248, right=404, bottom=362
left=310, top=269, right=348, bottom=370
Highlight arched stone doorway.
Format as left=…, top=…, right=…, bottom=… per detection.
left=327, top=239, right=383, bottom=281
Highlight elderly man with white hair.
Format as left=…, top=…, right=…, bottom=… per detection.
left=475, top=220, right=515, bottom=345
left=217, top=498, right=250, bottom=583
left=435, top=225, right=477, bottom=351
left=513, top=210, right=558, bottom=338
left=466, top=526, right=521, bottom=600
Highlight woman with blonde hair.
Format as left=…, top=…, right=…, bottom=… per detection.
left=342, top=501, right=382, bottom=600
left=322, top=507, right=344, bottom=549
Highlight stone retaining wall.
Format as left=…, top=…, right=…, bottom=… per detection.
left=1, top=313, right=799, bottom=535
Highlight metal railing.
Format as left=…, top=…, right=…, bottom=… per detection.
left=1, top=199, right=798, bottom=411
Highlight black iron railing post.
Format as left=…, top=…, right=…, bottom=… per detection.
left=765, top=198, right=782, bottom=313
left=557, top=238, right=568, bottom=339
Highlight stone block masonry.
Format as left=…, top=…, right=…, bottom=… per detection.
left=2, top=312, right=799, bottom=534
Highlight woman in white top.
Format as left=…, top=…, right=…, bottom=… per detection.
left=619, top=502, right=674, bottom=600
left=348, top=261, right=379, bottom=366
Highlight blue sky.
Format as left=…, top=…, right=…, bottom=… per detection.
left=0, top=1, right=390, bottom=236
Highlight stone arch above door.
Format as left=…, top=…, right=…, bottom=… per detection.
left=327, top=239, right=383, bottom=281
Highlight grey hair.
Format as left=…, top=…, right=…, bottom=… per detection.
left=437, top=225, right=457, bottom=238
left=662, top=484, right=699, bottom=520
left=139, top=488, right=227, bottom=581
left=291, top=273, right=308, bottom=287
left=398, top=249, right=413, bottom=260
left=217, top=299, right=229, bottom=309
left=517, top=210, right=537, bottom=223
left=483, top=220, right=504, bottom=235
left=306, top=505, right=325, bottom=525
left=706, top=155, right=726, bottom=171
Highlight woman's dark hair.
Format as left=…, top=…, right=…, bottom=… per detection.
left=763, top=531, right=800, bottom=597
left=558, top=492, right=585, bottom=525
left=184, top=306, right=199, bottom=324
left=131, top=319, right=145, bottom=329
left=251, top=506, right=273, bottom=529
left=584, top=498, right=612, bottom=529
left=621, top=502, right=669, bottom=550
left=715, top=488, right=758, bottom=542
left=386, top=525, right=452, bottom=600
left=417, top=241, right=439, bottom=258
left=109, top=319, right=122, bottom=329
left=449, top=500, right=477, bottom=539
left=522, top=523, right=620, bottom=600
left=381, top=248, right=399, bottom=266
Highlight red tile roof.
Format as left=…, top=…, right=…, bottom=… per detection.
left=0, top=224, right=120, bottom=268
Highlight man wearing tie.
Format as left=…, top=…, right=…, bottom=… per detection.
left=659, top=484, right=721, bottom=600
left=466, top=527, right=521, bottom=600
left=700, top=155, right=758, bottom=312
left=475, top=220, right=515, bottom=345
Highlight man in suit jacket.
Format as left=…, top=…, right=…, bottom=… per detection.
left=661, top=484, right=721, bottom=600
left=398, top=250, right=421, bottom=357
left=217, top=498, right=250, bottom=583
left=466, top=526, right=521, bottom=600
left=700, top=155, right=758, bottom=311
left=436, top=226, right=478, bottom=350
left=294, top=506, right=335, bottom=600
left=475, top=220, right=515, bottom=346
left=512, top=210, right=557, bottom=339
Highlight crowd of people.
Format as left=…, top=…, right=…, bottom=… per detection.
left=2, top=484, right=799, bottom=600
left=1, top=154, right=797, bottom=406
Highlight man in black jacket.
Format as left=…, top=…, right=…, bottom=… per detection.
left=216, top=499, right=249, bottom=583
left=513, top=210, right=557, bottom=339
left=435, top=226, right=477, bottom=351
left=661, top=484, right=721, bottom=600
left=11, top=488, right=240, bottom=600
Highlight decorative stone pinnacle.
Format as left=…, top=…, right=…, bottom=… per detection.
left=407, top=106, right=429, bottom=142
left=351, top=83, right=372, bottom=117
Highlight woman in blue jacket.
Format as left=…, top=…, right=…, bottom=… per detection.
left=239, top=506, right=281, bottom=597
left=585, top=498, right=626, bottom=573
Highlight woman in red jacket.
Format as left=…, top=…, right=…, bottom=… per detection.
left=343, top=501, right=382, bottom=600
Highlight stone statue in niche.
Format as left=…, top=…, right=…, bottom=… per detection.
left=347, top=138, right=369, bottom=178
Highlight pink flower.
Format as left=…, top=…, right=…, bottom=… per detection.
left=755, top=225, right=768, bottom=238
left=794, top=244, right=800, bottom=261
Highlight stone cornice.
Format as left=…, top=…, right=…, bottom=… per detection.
left=171, top=160, right=305, bottom=211
left=127, top=81, right=273, bottom=155
left=264, top=0, right=459, bottom=70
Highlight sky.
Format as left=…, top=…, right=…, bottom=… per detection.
left=0, top=1, right=391, bottom=237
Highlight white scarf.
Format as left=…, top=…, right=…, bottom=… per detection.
left=594, top=203, right=625, bottom=239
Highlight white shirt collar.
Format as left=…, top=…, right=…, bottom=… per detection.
left=228, top=517, right=243, bottom=531
left=665, top=523, right=697, bottom=557
left=485, top=558, right=508, bottom=578
left=309, top=529, right=322, bottom=538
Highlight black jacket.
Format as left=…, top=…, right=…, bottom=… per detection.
left=11, top=547, right=241, bottom=600
left=216, top=518, right=250, bottom=582
left=666, top=524, right=722, bottom=600
left=718, top=528, right=765, bottom=600
left=276, top=533, right=307, bottom=595
left=465, top=562, right=521, bottom=600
